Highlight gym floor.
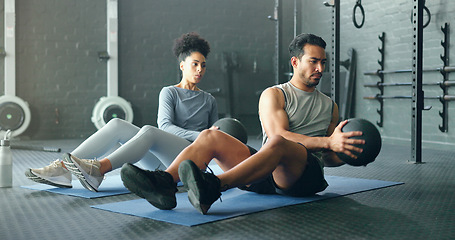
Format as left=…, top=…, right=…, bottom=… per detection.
left=1, top=137, right=454, bottom=240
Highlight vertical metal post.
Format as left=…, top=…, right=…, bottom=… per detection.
left=4, top=0, right=15, bottom=96
left=107, top=0, right=118, bottom=97
left=376, top=33, right=385, bottom=127
left=273, top=0, right=281, bottom=84
left=293, top=0, right=297, bottom=38
left=411, top=0, right=424, bottom=163
left=439, top=23, right=450, bottom=132
left=331, top=0, right=340, bottom=104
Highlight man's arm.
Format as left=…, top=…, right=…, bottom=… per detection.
left=321, top=103, right=345, bottom=166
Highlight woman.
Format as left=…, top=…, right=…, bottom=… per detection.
left=25, top=32, right=218, bottom=192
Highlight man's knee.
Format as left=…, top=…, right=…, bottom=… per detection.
left=265, top=135, right=304, bottom=157
left=198, top=129, right=223, bottom=141
left=196, top=129, right=238, bottom=152
left=265, top=135, right=288, bottom=150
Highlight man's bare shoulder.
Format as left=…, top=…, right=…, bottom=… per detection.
left=260, top=86, right=283, bottom=99
left=259, top=87, right=285, bottom=111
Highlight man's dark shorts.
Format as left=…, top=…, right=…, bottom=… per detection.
left=239, top=145, right=328, bottom=197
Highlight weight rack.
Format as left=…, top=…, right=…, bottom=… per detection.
left=364, top=23, right=451, bottom=133
left=363, top=1, right=451, bottom=163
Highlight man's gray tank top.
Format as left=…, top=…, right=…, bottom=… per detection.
left=262, top=81, right=334, bottom=145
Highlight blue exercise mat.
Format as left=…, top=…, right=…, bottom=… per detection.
left=91, top=176, right=403, bottom=226
left=21, top=175, right=130, bottom=198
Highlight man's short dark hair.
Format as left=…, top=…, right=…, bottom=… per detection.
left=288, top=33, right=326, bottom=59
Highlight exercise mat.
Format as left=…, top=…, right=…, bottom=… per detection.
left=91, top=175, right=403, bottom=226
left=21, top=175, right=130, bottom=198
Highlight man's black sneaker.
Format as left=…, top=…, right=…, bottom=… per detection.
left=120, top=163, right=177, bottom=210
left=178, top=160, right=221, bottom=215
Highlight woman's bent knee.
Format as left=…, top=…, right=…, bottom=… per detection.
left=137, top=125, right=162, bottom=138
left=105, top=118, right=131, bottom=128
left=139, top=125, right=158, bottom=132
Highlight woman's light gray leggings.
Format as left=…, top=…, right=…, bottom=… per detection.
left=70, top=118, right=191, bottom=170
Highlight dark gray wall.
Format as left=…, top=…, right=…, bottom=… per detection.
left=2, top=0, right=277, bottom=139
left=15, top=0, right=107, bottom=139
left=116, top=1, right=276, bottom=134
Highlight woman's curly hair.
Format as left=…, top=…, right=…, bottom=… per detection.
left=173, top=32, right=210, bottom=62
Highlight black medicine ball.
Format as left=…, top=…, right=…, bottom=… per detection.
left=213, top=118, right=248, bottom=144
left=336, top=118, right=382, bottom=166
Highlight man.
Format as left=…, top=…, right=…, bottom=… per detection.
left=121, top=33, right=364, bottom=215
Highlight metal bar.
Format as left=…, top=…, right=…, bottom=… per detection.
left=364, top=95, right=412, bottom=99
left=364, top=80, right=455, bottom=87
left=364, top=66, right=455, bottom=75
left=439, top=23, right=450, bottom=132
left=376, top=32, right=385, bottom=127
left=339, top=48, right=356, bottom=120
left=442, top=95, right=455, bottom=101
left=331, top=0, right=340, bottom=104
left=411, top=0, right=424, bottom=163
left=4, top=0, right=15, bottom=96
left=270, top=0, right=281, bottom=84
left=364, top=95, right=455, bottom=101
left=293, top=0, right=297, bottom=38
left=107, top=0, right=118, bottom=97
left=10, top=145, right=61, bottom=152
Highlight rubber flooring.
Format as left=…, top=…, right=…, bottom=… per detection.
left=1, top=138, right=454, bottom=240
